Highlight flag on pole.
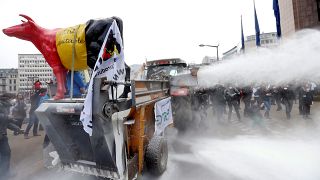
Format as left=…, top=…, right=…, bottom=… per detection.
left=241, top=15, right=245, bottom=51
left=80, top=20, right=126, bottom=136
left=254, top=0, right=261, bottom=47
left=273, top=0, right=282, bottom=38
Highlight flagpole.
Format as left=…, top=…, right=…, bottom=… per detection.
left=273, top=0, right=282, bottom=39
left=241, top=15, right=245, bottom=53
left=253, top=0, right=261, bottom=47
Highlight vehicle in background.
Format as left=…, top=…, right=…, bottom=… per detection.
left=145, top=58, right=208, bottom=133
left=145, top=58, right=188, bottom=80
left=170, top=65, right=209, bottom=132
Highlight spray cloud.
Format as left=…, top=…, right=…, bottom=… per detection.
left=198, top=29, right=320, bottom=87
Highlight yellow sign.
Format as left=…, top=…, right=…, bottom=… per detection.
left=56, top=24, right=87, bottom=70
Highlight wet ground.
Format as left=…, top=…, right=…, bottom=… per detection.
left=7, top=102, right=320, bottom=180
left=149, top=102, right=320, bottom=180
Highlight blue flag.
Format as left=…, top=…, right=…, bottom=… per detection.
left=273, top=0, right=282, bottom=38
left=241, top=15, right=245, bottom=51
left=254, top=1, right=260, bottom=46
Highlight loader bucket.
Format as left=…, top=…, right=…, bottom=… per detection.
left=35, top=78, right=131, bottom=179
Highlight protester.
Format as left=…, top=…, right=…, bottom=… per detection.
left=34, top=80, right=42, bottom=90
left=0, top=93, right=24, bottom=179
left=24, top=83, right=42, bottom=139
left=11, top=93, right=27, bottom=131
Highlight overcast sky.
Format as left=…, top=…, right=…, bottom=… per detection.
left=0, top=0, right=276, bottom=67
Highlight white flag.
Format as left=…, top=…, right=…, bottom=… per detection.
left=80, top=21, right=126, bottom=136
left=154, top=97, right=173, bottom=135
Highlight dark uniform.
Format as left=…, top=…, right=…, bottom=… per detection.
left=210, top=84, right=226, bottom=123
left=299, top=86, right=313, bottom=119
left=272, top=86, right=282, bottom=111
left=224, top=87, right=241, bottom=121
left=260, top=86, right=273, bottom=119
left=0, top=94, right=22, bottom=179
left=242, top=86, right=253, bottom=117
left=192, top=88, right=209, bottom=129
left=280, top=85, right=295, bottom=120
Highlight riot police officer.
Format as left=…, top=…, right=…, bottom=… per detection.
left=224, top=86, right=241, bottom=121
left=299, top=84, right=313, bottom=119
left=210, top=84, right=226, bottom=123
left=242, top=85, right=253, bottom=117
left=280, top=84, right=295, bottom=120
left=261, top=85, right=273, bottom=119
left=192, top=87, right=209, bottom=129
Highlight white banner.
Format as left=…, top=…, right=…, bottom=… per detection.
left=154, top=97, right=173, bottom=135
left=80, top=21, right=126, bottom=136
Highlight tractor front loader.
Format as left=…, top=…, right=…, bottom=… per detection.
left=35, top=77, right=170, bottom=179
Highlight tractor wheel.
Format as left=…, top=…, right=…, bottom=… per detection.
left=172, top=97, right=192, bottom=133
left=145, top=136, right=168, bottom=176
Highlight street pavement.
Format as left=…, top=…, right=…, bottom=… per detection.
left=6, top=102, right=320, bottom=180
left=8, top=126, right=44, bottom=180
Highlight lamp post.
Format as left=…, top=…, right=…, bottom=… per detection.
left=199, top=44, right=219, bottom=61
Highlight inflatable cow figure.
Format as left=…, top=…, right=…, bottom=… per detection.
left=2, top=14, right=124, bottom=100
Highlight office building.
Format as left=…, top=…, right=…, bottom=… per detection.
left=279, top=0, right=320, bottom=37
left=0, top=68, right=18, bottom=94
left=18, top=54, right=53, bottom=92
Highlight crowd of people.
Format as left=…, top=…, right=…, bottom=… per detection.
left=198, top=82, right=317, bottom=124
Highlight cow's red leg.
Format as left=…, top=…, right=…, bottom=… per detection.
left=52, top=66, right=67, bottom=100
